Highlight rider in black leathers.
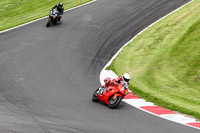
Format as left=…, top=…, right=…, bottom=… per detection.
left=52, top=2, right=64, bottom=21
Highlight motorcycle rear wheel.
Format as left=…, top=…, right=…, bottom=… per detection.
left=108, top=95, right=122, bottom=109
left=92, top=88, right=99, bottom=102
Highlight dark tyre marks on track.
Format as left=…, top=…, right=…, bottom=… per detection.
left=0, top=0, right=199, bottom=133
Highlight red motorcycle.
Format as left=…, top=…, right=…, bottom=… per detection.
left=92, top=79, right=129, bottom=108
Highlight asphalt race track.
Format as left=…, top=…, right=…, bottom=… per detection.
left=0, top=0, right=199, bottom=133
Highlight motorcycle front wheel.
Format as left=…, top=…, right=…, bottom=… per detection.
left=108, top=95, right=122, bottom=109
left=46, top=18, right=51, bottom=27
left=92, top=88, right=99, bottom=102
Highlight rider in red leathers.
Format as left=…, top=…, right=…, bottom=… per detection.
left=103, top=73, right=130, bottom=88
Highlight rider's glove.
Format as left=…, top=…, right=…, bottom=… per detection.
left=106, top=80, right=110, bottom=84
left=124, top=86, right=127, bottom=90
left=104, top=77, right=111, bottom=84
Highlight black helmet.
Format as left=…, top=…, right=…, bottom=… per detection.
left=58, top=2, right=63, bottom=8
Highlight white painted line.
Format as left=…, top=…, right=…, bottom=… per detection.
left=123, top=99, right=146, bottom=103
left=123, top=99, right=155, bottom=107
left=160, top=114, right=197, bottom=124
left=0, top=0, right=97, bottom=34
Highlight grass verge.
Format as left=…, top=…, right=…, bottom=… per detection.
left=109, top=0, right=200, bottom=120
left=0, top=0, right=92, bottom=31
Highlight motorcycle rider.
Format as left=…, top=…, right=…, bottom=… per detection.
left=52, top=2, right=64, bottom=21
left=98, top=73, right=130, bottom=95
left=104, top=73, right=130, bottom=88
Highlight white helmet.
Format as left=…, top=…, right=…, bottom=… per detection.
left=123, top=73, right=130, bottom=82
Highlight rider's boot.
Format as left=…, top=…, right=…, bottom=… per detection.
left=58, top=16, right=62, bottom=22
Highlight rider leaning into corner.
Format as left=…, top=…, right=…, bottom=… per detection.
left=52, top=2, right=64, bottom=22
left=103, top=73, right=131, bottom=89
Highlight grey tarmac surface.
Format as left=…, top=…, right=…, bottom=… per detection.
left=0, top=0, right=199, bottom=133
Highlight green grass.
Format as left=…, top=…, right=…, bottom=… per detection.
left=109, top=0, right=200, bottom=120
left=0, top=0, right=92, bottom=31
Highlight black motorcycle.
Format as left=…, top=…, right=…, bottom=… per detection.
left=46, top=9, right=61, bottom=27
